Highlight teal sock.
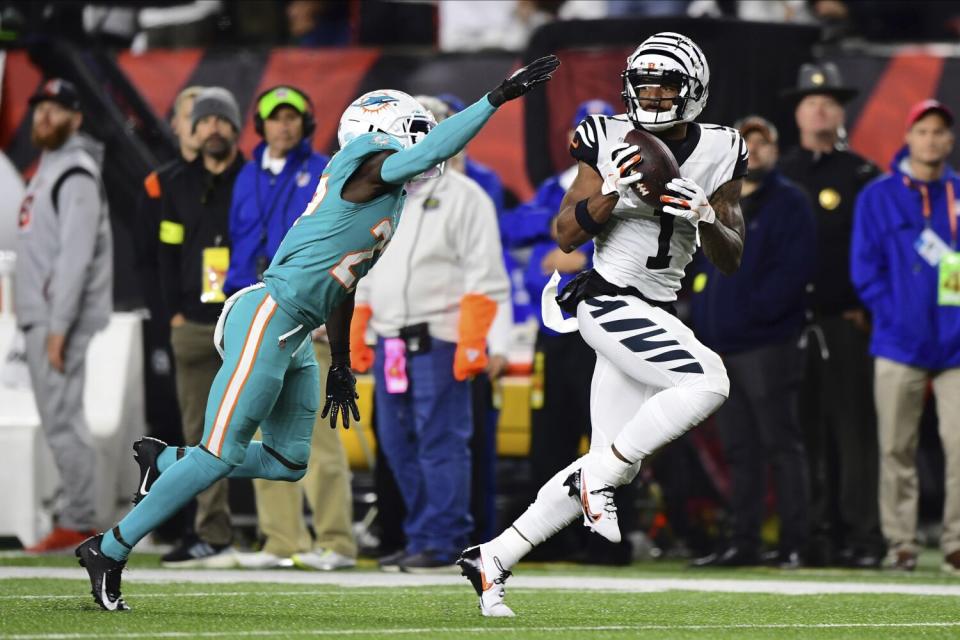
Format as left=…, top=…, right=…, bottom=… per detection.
left=227, top=442, right=305, bottom=482
left=101, top=448, right=232, bottom=561
left=157, top=445, right=190, bottom=473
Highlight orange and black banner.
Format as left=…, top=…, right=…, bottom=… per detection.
left=2, top=47, right=536, bottom=202
left=5, top=38, right=960, bottom=196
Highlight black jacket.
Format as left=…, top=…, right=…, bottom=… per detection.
left=691, top=171, right=816, bottom=354
left=158, top=153, right=244, bottom=324
left=778, top=146, right=879, bottom=316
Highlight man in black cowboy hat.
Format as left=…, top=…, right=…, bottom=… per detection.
left=778, top=62, right=884, bottom=569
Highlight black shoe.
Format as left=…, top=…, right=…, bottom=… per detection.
left=399, top=550, right=459, bottom=573
left=763, top=550, right=803, bottom=569
left=691, top=546, right=760, bottom=568
left=132, top=437, right=167, bottom=505
left=75, top=534, right=130, bottom=611
left=837, top=547, right=883, bottom=569
left=377, top=549, right=407, bottom=573
left=161, top=537, right=234, bottom=568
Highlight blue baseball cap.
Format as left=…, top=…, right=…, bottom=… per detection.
left=437, top=93, right=466, bottom=114
left=572, top=99, right=615, bottom=128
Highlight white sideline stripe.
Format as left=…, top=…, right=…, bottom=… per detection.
left=6, top=622, right=960, bottom=639
left=208, top=295, right=276, bottom=453
left=4, top=566, right=960, bottom=597
left=0, top=589, right=467, bottom=600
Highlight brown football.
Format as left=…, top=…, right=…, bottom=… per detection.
left=622, top=128, right=681, bottom=209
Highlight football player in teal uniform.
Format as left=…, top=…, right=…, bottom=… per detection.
left=76, top=55, right=558, bottom=611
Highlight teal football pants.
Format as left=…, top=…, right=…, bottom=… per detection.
left=102, top=287, right=319, bottom=561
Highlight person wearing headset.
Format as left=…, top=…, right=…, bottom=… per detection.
left=226, top=86, right=356, bottom=571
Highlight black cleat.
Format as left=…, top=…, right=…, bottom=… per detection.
left=132, top=437, right=167, bottom=505
left=75, top=535, right=130, bottom=611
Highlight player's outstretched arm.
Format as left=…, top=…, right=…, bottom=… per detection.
left=555, top=162, right=619, bottom=252
left=700, top=178, right=745, bottom=274
left=378, top=55, right=560, bottom=185
left=321, top=292, right=361, bottom=430
left=342, top=55, right=559, bottom=203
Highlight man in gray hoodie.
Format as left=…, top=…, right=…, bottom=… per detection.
left=15, top=78, right=113, bottom=552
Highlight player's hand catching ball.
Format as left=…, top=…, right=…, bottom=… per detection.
left=321, top=364, right=361, bottom=429
left=598, top=143, right=645, bottom=197
left=488, top=55, right=560, bottom=107
left=660, top=177, right=716, bottom=225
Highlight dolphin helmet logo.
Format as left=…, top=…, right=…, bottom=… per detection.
left=358, top=94, right=400, bottom=113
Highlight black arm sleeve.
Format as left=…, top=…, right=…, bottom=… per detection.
left=732, top=132, right=749, bottom=180
left=157, top=192, right=184, bottom=317
left=325, top=292, right=355, bottom=367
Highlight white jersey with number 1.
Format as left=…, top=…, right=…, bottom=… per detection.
left=571, top=114, right=748, bottom=301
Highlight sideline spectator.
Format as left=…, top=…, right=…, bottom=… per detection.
left=779, top=62, right=883, bottom=568
left=352, top=97, right=510, bottom=570
left=16, top=79, right=112, bottom=552
left=223, top=85, right=356, bottom=571
left=851, top=100, right=960, bottom=574
left=136, top=85, right=204, bottom=439
left=134, top=85, right=205, bottom=545
left=690, top=116, right=815, bottom=568
left=422, top=95, right=511, bottom=545
left=157, top=87, right=244, bottom=567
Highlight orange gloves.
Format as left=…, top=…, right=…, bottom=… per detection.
left=350, top=303, right=374, bottom=373
left=454, top=293, right=497, bottom=381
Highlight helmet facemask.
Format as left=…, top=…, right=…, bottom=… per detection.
left=621, top=32, right=710, bottom=132
left=387, top=114, right=443, bottom=181
left=622, top=67, right=705, bottom=132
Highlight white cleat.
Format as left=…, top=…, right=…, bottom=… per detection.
left=457, top=545, right=515, bottom=617
left=292, top=548, right=357, bottom=571
left=235, top=550, right=291, bottom=569
left=564, top=467, right=621, bottom=543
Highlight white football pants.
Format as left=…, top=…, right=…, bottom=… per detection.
left=507, top=294, right=728, bottom=558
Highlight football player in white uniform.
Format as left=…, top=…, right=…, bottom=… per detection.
left=458, top=32, right=747, bottom=617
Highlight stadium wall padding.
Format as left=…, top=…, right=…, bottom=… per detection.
left=5, top=38, right=960, bottom=203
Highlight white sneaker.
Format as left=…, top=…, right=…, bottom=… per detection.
left=291, top=549, right=357, bottom=571
left=235, top=551, right=289, bottom=569
left=456, top=545, right=515, bottom=617
left=564, top=467, right=621, bottom=543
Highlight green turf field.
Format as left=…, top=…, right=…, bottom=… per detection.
left=2, top=552, right=959, bottom=639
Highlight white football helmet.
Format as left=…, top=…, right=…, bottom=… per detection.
left=338, top=89, right=438, bottom=149
left=337, top=89, right=441, bottom=180
left=621, top=32, right=710, bottom=132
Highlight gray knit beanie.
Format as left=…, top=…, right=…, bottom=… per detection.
left=191, top=87, right=241, bottom=132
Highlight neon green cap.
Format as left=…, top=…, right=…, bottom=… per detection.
left=258, top=87, right=308, bottom=120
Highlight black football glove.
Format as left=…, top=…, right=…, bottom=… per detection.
left=321, top=364, right=361, bottom=430
left=487, top=55, right=560, bottom=107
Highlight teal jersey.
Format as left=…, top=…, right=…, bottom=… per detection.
left=263, top=132, right=406, bottom=328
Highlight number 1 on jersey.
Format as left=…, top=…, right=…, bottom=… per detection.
left=645, top=210, right=674, bottom=270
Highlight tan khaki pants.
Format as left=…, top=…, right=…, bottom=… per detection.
left=876, top=357, right=960, bottom=555
left=252, top=341, right=356, bottom=558
left=171, top=320, right=232, bottom=546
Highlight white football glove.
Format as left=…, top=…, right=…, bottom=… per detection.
left=660, top=177, right=716, bottom=226
left=598, top=143, right=645, bottom=197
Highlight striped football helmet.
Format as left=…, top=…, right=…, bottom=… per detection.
left=621, top=32, right=710, bottom=132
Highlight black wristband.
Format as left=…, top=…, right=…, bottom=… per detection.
left=575, top=198, right=605, bottom=236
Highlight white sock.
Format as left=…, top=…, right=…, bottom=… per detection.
left=588, top=445, right=635, bottom=488
left=614, top=387, right=725, bottom=462
left=484, top=456, right=585, bottom=570
left=481, top=527, right=531, bottom=574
